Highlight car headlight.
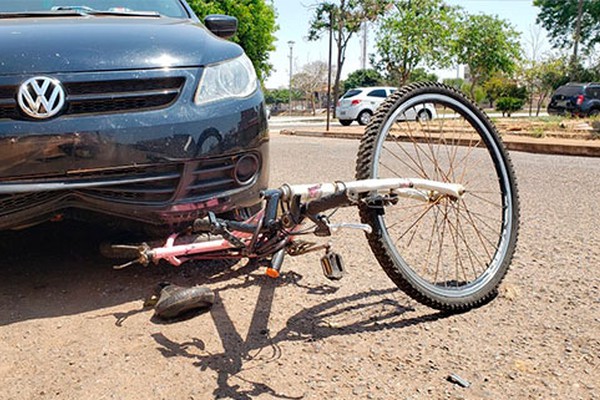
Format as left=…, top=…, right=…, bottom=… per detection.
left=194, top=54, right=258, bottom=105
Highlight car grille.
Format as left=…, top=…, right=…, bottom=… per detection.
left=0, top=164, right=182, bottom=212
left=0, top=77, right=185, bottom=120
left=185, top=158, right=239, bottom=199
left=0, top=153, right=257, bottom=215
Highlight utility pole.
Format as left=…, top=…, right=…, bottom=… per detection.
left=361, top=22, right=368, bottom=70
left=288, top=40, right=295, bottom=116
left=326, top=9, right=333, bottom=131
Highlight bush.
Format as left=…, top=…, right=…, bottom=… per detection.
left=496, top=97, right=524, bottom=117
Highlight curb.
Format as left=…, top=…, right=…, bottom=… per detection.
left=280, top=129, right=600, bottom=158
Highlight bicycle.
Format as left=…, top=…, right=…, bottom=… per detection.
left=113, top=82, right=519, bottom=317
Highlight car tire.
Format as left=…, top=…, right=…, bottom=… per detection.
left=417, top=109, right=432, bottom=122
left=357, top=110, right=372, bottom=126
left=339, top=119, right=353, bottom=126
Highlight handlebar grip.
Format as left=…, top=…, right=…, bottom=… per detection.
left=304, top=191, right=350, bottom=215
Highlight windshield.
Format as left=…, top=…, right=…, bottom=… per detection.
left=342, top=89, right=362, bottom=99
left=554, top=85, right=584, bottom=97
left=0, top=0, right=189, bottom=18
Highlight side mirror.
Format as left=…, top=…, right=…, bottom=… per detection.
left=204, top=14, right=238, bottom=39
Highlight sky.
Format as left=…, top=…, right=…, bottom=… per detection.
left=264, top=0, right=550, bottom=89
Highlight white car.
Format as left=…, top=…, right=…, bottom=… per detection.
left=336, top=86, right=437, bottom=126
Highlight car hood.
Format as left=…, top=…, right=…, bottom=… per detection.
left=0, top=17, right=243, bottom=75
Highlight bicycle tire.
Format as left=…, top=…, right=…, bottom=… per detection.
left=154, top=284, right=215, bottom=319
left=355, top=82, right=519, bottom=312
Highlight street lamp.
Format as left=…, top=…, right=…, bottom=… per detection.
left=288, top=40, right=295, bottom=116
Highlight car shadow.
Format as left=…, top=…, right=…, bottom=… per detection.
left=150, top=273, right=452, bottom=400
left=0, top=221, right=245, bottom=327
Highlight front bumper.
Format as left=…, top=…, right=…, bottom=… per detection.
left=0, top=67, right=269, bottom=230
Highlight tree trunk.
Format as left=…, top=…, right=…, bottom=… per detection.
left=332, top=17, right=345, bottom=118
left=469, top=77, right=478, bottom=101
left=572, top=0, right=584, bottom=68
left=529, top=96, right=534, bottom=117
left=536, top=93, right=547, bottom=117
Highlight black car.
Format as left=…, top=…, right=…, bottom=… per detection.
left=0, top=0, right=269, bottom=232
left=547, top=82, right=600, bottom=117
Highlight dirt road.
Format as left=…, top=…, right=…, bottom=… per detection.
left=1, top=134, right=598, bottom=399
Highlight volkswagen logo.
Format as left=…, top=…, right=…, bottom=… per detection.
left=17, top=76, right=66, bottom=119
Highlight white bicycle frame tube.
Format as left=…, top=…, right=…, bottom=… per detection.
left=146, top=178, right=465, bottom=266
left=281, top=178, right=465, bottom=203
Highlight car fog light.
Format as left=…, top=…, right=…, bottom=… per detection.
left=234, top=154, right=260, bottom=185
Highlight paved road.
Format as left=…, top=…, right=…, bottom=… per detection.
left=0, top=133, right=598, bottom=399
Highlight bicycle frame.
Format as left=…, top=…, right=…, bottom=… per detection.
left=119, top=177, right=465, bottom=270
left=113, top=82, right=521, bottom=313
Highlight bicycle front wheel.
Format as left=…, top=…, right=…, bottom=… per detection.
left=355, top=82, right=519, bottom=312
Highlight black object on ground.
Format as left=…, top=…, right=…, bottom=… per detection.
left=153, top=283, right=215, bottom=320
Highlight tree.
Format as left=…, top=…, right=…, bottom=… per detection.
left=496, top=97, right=525, bottom=117
left=264, top=88, right=302, bottom=108
left=454, top=14, right=522, bottom=99
left=482, top=74, right=527, bottom=111
left=188, top=0, right=278, bottom=82
left=308, top=0, right=390, bottom=115
left=483, top=74, right=517, bottom=108
left=407, top=68, right=439, bottom=84
left=520, top=57, right=568, bottom=116
left=443, top=77, right=464, bottom=89
left=292, top=61, right=331, bottom=115
left=534, top=0, right=600, bottom=62
left=372, top=0, right=459, bottom=86
left=343, top=69, right=384, bottom=92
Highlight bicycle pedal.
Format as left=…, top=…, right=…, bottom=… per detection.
left=320, top=251, right=345, bottom=280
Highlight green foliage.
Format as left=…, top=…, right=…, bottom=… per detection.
left=483, top=75, right=527, bottom=107
left=443, top=78, right=465, bottom=89
left=373, top=0, right=459, bottom=85
left=569, top=63, right=600, bottom=82
left=534, top=0, right=600, bottom=55
left=520, top=57, right=569, bottom=116
left=188, top=0, right=277, bottom=82
left=407, top=68, right=439, bottom=84
left=264, top=88, right=302, bottom=105
left=454, top=14, right=522, bottom=97
left=461, top=83, right=486, bottom=104
left=308, top=0, right=390, bottom=41
left=496, top=97, right=525, bottom=117
left=343, top=69, right=384, bottom=92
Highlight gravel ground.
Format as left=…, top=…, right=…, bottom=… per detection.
left=0, top=133, right=599, bottom=400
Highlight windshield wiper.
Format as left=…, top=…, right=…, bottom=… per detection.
left=52, top=5, right=161, bottom=17
left=0, top=6, right=160, bottom=19
left=0, top=10, right=84, bottom=18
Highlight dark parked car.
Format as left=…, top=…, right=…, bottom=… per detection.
left=547, top=82, right=600, bottom=117
left=0, top=0, right=269, bottom=232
